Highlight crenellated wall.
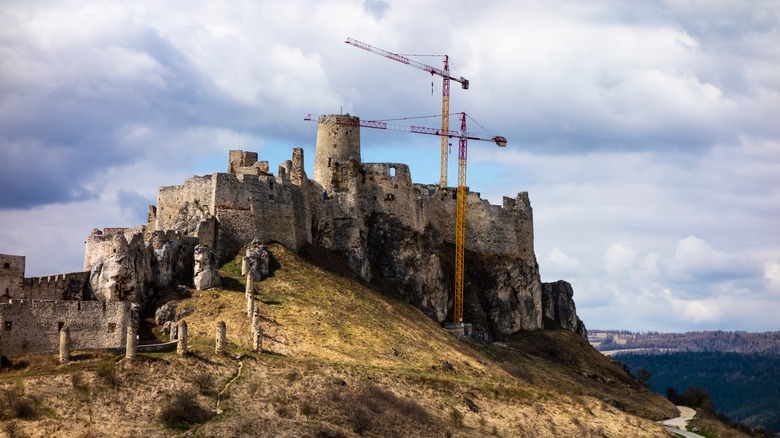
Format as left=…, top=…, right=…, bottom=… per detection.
left=21, top=272, right=90, bottom=301
left=0, top=300, right=131, bottom=356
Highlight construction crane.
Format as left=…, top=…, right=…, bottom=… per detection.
left=304, top=113, right=506, bottom=324
left=345, top=37, right=469, bottom=188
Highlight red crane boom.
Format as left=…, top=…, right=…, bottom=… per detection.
left=345, top=38, right=469, bottom=188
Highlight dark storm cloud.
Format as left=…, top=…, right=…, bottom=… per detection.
left=0, top=21, right=292, bottom=209
left=0, top=25, right=186, bottom=208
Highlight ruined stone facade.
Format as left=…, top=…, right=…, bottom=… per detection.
left=0, top=300, right=131, bottom=356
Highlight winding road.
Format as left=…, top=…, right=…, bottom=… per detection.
left=660, top=406, right=703, bottom=438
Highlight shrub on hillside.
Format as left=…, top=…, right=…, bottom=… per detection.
left=11, top=397, right=36, bottom=420
left=159, top=388, right=213, bottom=428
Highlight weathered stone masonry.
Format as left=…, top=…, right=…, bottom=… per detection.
left=0, top=300, right=131, bottom=356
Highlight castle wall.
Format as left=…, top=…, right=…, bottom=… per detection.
left=212, top=172, right=311, bottom=262
left=155, top=175, right=215, bottom=232
left=358, top=163, right=427, bottom=233
left=0, top=254, right=25, bottom=303
left=0, top=300, right=130, bottom=356
left=420, top=188, right=535, bottom=260
left=21, top=272, right=90, bottom=301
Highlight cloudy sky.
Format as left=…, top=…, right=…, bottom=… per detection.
left=1, top=0, right=778, bottom=332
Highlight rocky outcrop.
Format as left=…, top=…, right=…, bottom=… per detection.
left=85, top=228, right=198, bottom=305
left=467, top=255, right=543, bottom=335
left=88, top=231, right=152, bottom=302
left=542, top=280, right=587, bottom=339
left=242, top=239, right=270, bottom=280
left=364, top=212, right=544, bottom=339
left=365, top=214, right=449, bottom=322
left=148, top=231, right=197, bottom=287
left=193, top=245, right=221, bottom=290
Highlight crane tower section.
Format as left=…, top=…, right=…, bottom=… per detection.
left=345, top=38, right=469, bottom=188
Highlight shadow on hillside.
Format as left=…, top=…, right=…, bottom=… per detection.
left=219, top=276, right=244, bottom=293
left=297, top=244, right=366, bottom=283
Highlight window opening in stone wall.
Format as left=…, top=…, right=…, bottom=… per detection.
left=4, top=321, right=11, bottom=331
left=328, top=157, right=332, bottom=168
left=108, top=323, right=116, bottom=333
left=269, top=181, right=274, bottom=190
left=3, top=263, right=9, bottom=269
left=389, top=167, right=396, bottom=178
left=58, top=321, right=64, bottom=332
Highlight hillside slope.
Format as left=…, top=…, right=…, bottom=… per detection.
left=0, top=244, right=675, bottom=437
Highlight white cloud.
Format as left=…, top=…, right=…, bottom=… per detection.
left=673, top=299, right=724, bottom=324
left=543, top=247, right=580, bottom=277
left=604, top=243, right=637, bottom=275
left=667, top=235, right=758, bottom=283
left=765, top=261, right=780, bottom=292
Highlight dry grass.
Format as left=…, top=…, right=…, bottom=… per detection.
left=0, top=244, right=678, bottom=437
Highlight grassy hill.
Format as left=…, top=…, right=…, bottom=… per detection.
left=0, top=244, right=676, bottom=437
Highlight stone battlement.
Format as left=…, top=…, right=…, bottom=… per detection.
left=21, top=271, right=91, bottom=301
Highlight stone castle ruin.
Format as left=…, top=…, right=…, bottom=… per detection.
left=0, top=114, right=585, bottom=358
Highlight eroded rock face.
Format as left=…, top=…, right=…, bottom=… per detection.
left=148, top=231, right=197, bottom=287
left=366, top=214, right=449, bottom=322
left=88, top=233, right=152, bottom=303
left=468, top=256, right=543, bottom=335
left=364, top=213, right=544, bottom=338
left=542, top=280, right=587, bottom=339
left=86, top=228, right=198, bottom=305
left=193, top=245, right=221, bottom=290
left=242, top=239, right=270, bottom=280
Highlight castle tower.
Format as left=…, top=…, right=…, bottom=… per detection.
left=313, top=114, right=361, bottom=193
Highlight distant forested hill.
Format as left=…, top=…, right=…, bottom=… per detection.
left=615, top=352, right=780, bottom=432
left=591, top=330, right=780, bottom=354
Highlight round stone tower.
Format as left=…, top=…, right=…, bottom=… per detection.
left=313, top=114, right=361, bottom=193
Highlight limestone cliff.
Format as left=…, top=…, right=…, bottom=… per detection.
left=542, top=280, right=588, bottom=339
